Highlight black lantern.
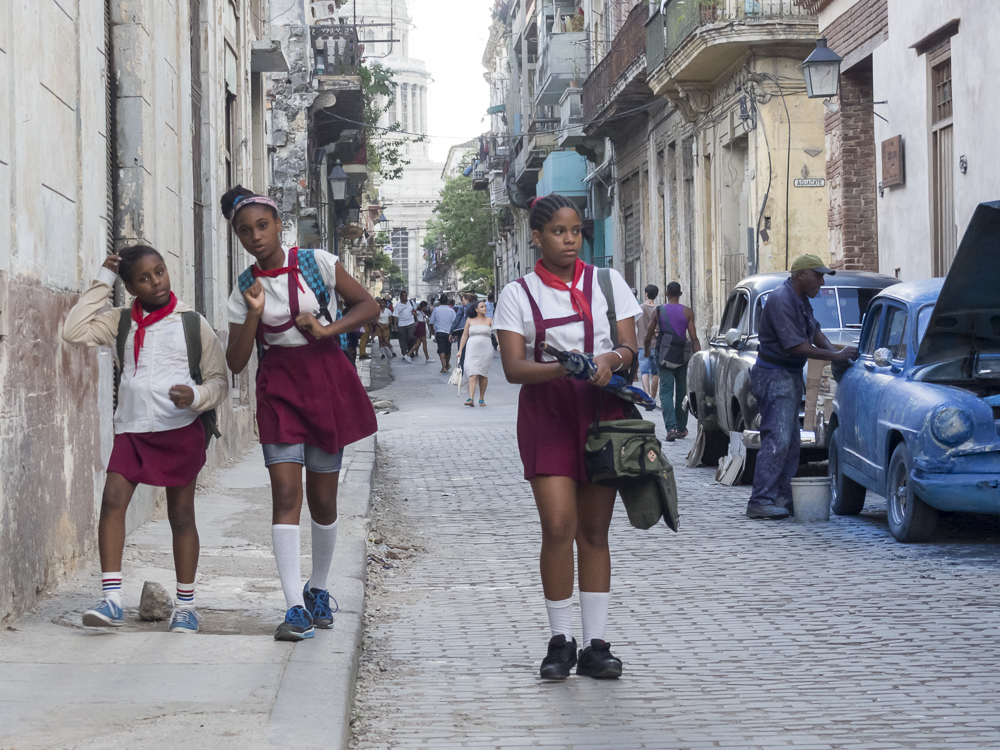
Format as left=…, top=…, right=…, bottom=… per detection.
left=378, top=213, right=389, bottom=232
left=802, top=38, right=843, bottom=99
left=346, top=196, right=361, bottom=224
left=328, top=159, right=348, bottom=202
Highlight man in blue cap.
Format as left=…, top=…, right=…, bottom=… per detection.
left=747, top=254, right=858, bottom=520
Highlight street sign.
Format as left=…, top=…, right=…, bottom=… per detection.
left=793, top=178, right=826, bottom=188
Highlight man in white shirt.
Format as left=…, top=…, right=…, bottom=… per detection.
left=428, top=295, right=457, bottom=372
left=392, top=290, right=418, bottom=363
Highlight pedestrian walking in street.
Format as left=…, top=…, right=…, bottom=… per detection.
left=635, top=284, right=660, bottom=403
left=496, top=194, right=641, bottom=681
left=746, top=255, right=857, bottom=520
left=643, top=282, right=701, bottom=441
left=406, top=300, right=433, bottom=363
left=429, top=294, right=457, bottom=372
left=62, top=246, right=229, bottom=634
left=392, top=290, right=418, bottom=363
left=457, top=300, right=495, bottom=406
left=221, top=186, right=379, bottom=641
left=485, top=292, right=496, bottom=318
left=375, top=298, right=394, bottom=359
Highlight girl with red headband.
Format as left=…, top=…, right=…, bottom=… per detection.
left=494, top=194, right=641, bottom=681
left=222, top=185, right=379, bottom=642
left=63, top=245, right=229, bottom=633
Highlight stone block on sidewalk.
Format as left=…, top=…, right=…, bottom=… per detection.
left=138, top=581, right=172, bottom=621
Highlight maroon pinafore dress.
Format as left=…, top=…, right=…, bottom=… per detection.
left=254, top=249, right=377, bottom=454
left=515, top=269, right=626, bottom=484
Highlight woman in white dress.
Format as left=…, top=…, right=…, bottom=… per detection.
left=458, top=300, right=495, bottom=407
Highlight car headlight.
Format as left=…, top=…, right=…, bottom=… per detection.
left=931, top=406, right=974, bottom=445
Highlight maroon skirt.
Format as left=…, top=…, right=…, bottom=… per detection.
left=257, top=336, right=377, bottom=454
left=414, top=321, right=426, bottom=338
left=108, top=419, right=207, bottom=488
left=517, top=378, right=627, bottom=484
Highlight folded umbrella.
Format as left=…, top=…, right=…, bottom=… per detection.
left=540, top=343, right=657, bottom=411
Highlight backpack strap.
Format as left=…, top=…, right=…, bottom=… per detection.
left=181, top=310, right=222, bottom=441
left=238, top=266, right=256, bottom=295
left=597, top=268, right=618, bottom=348
left=114, top=308, right=132, bottom=389
left=297, top=248, right=333, bottom=322
left=597, top=268, right=639, bottom=384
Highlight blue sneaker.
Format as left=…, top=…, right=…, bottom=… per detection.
left=274, top=605, right=315, bottom=642
left=168, top=607, right=202, bottom=634
left=82, top=598, right=125, bottom=628
left=303, top=584, right=338, bottom=629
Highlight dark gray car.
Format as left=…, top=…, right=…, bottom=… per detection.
left=687, top=271, right=900, bottom=465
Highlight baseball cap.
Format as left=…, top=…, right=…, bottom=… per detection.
left=790, top=254, right=835, bottom=275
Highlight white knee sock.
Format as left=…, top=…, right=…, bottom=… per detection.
left=579, top=591, right=610, bottom=646
left=545, top=597, right=574, bottom=641
left=272, top=524, right=305, bottom=609
left=307, top=518, right=338, bottom=592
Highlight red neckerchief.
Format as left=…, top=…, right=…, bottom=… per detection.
left=533, top=258, right=592, bottom=323
left=131, top=293, right=178, bottom=373
left=251, top=249, right=306, bottom=293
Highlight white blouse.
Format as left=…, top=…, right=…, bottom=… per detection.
left=494, top=266, right=642, bottom=362
left=226, top=248, right=339, bottom=348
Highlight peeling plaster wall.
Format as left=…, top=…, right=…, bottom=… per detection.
left=0, top=0, right=267, bottom=624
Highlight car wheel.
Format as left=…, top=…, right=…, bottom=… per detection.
left=829, top=427, right=866, bottom=515
left=701, top=426, right=729, bottom=466
left=886, top=442, right=938, bottom=543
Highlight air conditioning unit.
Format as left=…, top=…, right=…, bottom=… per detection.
left=310, top=2, right=339, bottom=22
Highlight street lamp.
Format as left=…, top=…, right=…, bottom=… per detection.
left=346, top=196, right=361, bottom=224
left=378, top=213, right=389, bottom=232
left=328, top=159, right=349, bottom=202
left=802, top=38, right=843, bottom=99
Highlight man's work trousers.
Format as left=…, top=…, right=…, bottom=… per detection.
left=749, top=366, right=804, bottom=510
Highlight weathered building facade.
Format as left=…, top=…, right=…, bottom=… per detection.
left=807, top=0, right=1000, bottom=281
left=0, top=0, right=275, bottom=624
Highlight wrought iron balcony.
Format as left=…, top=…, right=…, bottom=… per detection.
left=581, top=2, right=652, bottom=135
left=646, top=0, right=815, bottom=119
left=513, top=117, right=559, bottom=185
left=311, top=25, right=360, bottom=78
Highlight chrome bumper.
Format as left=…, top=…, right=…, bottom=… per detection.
left=742, top=427, right=826, bottom=451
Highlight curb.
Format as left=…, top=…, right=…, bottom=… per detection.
left=268, top=434, right=375, bottom=749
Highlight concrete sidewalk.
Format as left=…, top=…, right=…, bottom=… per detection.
left=0, top=434, right=375, bottom=750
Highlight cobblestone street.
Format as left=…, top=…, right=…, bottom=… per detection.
left=353, top=359, right=1000, bottom=750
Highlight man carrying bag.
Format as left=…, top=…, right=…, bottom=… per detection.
left=643, top=281, right=701, bottom=442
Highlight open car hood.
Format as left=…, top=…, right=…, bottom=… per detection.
left=914, top=200, right=1000, bottom=370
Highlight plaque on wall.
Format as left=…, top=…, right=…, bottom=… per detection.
left=882, top=135, right=905, bottom=188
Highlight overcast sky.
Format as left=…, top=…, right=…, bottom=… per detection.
left=409, top=0, right=493, bottom=164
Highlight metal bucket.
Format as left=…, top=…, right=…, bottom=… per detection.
left=790, top=476, right=832, bottom=522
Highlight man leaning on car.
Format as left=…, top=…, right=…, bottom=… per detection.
left=747, top=255, right=859, bottom=520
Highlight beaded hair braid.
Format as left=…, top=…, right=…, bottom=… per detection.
left=527, top=194, right=580, bottom=232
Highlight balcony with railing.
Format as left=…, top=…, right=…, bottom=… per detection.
left=646, top=0, right=816, bottom=112
left=312, top=25, right=361, bottom=78
left=581, top=2, right=653, bottom=136
left=536, top=30, right=590, bottom=106
left=513, top=116, right=559, bottom=186
left=310, top=26, right=363, bottom=148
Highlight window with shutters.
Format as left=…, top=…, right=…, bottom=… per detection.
left=929, top=40, right=957, bottom=276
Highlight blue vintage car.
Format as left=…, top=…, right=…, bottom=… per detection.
left=829, top=201, right=1000, bottom=542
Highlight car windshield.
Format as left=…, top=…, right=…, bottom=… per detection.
left=756, top=287, right=849, bottom=332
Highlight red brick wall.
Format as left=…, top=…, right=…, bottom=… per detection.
left=825, top=68, right=878, bottom=272
left=824, top=0, right=887, bottom=60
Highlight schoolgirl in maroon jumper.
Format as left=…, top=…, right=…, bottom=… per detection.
left=63, top=245, right=229, bottom=633
left=221, top=186, right=379, bottom=642
left=495, top=195, right=641, bottom=680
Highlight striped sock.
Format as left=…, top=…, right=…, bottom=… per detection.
left=102, top=572, right=123, bottom=607
left=176, top=582, right=195, bottom=609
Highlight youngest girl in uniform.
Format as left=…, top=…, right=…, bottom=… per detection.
left=63, top=246, right=229, bottom=633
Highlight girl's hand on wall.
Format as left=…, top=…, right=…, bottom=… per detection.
left=103, top=255, right=121, bottom=273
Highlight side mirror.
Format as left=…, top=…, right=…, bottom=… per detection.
left=873, top=347, right=893, bottom=367
left=724, top=328, right=742, bottom=347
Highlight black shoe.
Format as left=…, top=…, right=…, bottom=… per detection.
left=539, top=634, right=577, bottom=681
left=576, top=639, right=623, bottom=679
left=746, top=502, right=791, bottom=520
